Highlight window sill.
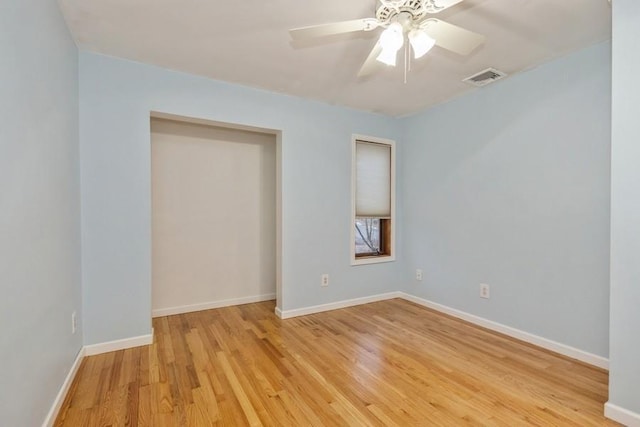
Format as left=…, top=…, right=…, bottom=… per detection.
left=351, top=255, right=395, bottom=266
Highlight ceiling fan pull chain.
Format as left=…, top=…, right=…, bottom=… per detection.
left=404, top=42, right=408, bottom=84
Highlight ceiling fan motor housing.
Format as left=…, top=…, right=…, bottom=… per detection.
left=377, top=0, right=444, bottom=24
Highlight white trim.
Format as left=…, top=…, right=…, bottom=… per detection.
left=43, top=331, right=155, bottom=424
left=350, top=134, right=396, bottom=266
left=44, top=292, right=613, bottom=426
left=84, top=330, right=154, bottom=356
left=352, top=255, right=396, bottom=266
left=277, top=292, right=401, bottom=319
left=150, top=111, right=279, bottom=136
left=267, top=291, right=609, bottom=369
left=152, top=293, right=276, bottom=318
left=399, top=293, right=609, bottom=370
left=605, top=402, right=640, bottom=426
left=42, top=348, right=85, bottom=427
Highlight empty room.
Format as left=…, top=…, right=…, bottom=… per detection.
left=2, top=0, right=639, bottom=426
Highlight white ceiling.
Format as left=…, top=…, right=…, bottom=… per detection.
left=58, top=0, right=611, bottom=116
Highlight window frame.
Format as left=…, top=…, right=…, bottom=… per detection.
left=351, top=134, right=396, bottom=266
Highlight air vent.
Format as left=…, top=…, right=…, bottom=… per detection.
left=462, top=68, right=507, bottom=87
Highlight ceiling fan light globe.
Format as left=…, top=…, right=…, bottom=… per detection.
left=409, top=29, right=436, bottom=59
left=376, top=48, right=398, bottom=66
left=378, top=22, right=404, bottom=52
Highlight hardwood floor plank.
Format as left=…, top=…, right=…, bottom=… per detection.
left=137, top=384, right=151, bottom=426
left=194, top=370, right=220, bottom=420
left=217, top=351, right=263, bottom=426
left=56, top=299, right=619, bottom=426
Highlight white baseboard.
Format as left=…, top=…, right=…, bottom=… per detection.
left=45, top=291, right=613, bottom=426
left=84, top=330, right=154, bottom=356
left=399, top=292, right=609, bottom=370
left=42, top=347, right=85, bottom=427
left=44, top=331, right=154, bottom=425
left=275, top=291, right=608, bottom=370
left=605, top=402, right=640, bottom=426
left=276, top=292, right=401, bottom=319
left=152, top=293, right=276, bottom=317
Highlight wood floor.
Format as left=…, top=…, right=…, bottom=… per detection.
left=56, top=299, right=618, bottom=426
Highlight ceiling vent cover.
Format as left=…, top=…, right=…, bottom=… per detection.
left=463, top=68, right=507, bottom=87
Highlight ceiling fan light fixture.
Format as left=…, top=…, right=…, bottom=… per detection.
left=408, top=29, right=436, bottom=59
left=377, top=47, right=399, bottom=66
left=376, top=22, right=404, bottom=66
left=378, top=22, right=404, bottom=51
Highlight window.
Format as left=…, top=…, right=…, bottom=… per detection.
left=351, top=136, right=395, bottom=265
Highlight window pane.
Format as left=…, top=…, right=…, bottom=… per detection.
left=355, top=218, right=381, bottom=255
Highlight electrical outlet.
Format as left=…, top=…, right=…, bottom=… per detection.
left=416, top=269, right=423, bottom=281
left=321, top=274, right=329, bottom=287
left=71, top=311, right=77, bottom=334
left=480, top=283, right=490, bottom=299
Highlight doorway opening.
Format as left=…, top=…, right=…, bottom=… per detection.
left=150, top=113, right=280, bottom=317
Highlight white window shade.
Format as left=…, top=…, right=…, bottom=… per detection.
left=356, top=141, right=391, bottom=218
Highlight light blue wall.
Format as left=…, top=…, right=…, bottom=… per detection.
left=400, top=42, right=611, bottom=357
left=79, top=52, right=403, bottom=344
left=609, top=0, right=640, bottom=417
left=0, top=1, right=82, bottom=425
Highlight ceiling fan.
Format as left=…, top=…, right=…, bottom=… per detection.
left=289, top=0, right=485, bottom=77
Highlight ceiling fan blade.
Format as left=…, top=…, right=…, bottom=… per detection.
left=421, top=19, right=485, bottom=55
left=289, top=19, right=379, bottom=40
left=426, top=0, right=465, bottom=13
left=357, top=42, right=383, bottom=78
